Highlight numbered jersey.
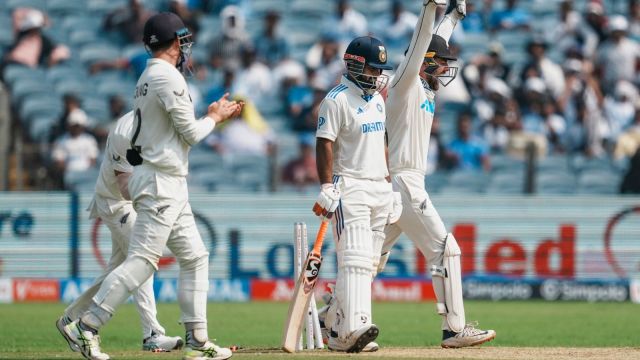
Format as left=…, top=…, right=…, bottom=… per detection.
left=133, top=58, right=214, bottom=176
left=316, top=76, right=389, bottom=181
left=93, top=111, right=134, bottom=214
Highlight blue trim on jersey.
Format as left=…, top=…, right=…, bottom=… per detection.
left=327, top=84, right=348, bottom=99
left=332, top=175, right=344, bottom=240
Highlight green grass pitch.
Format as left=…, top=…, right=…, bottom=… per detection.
left=0, top=301, right=638, bottom=359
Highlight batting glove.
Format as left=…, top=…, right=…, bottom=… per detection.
left=447, top=0, right=466, bottom=18
left=313, top=184, right=340, bottom=218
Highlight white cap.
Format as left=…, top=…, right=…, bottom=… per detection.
left=486, top=77, right=512, bottom=98
left=19, top=9, right=45, bottom=31
left=563, top=58, right=583, bottom=73
left=524, top=77, right=547, bottom=94
left=608, top=15, right=629, bottom=33
left=615, top=80, right=638, bottom=102
left=67, top=109, right=88, bottom=127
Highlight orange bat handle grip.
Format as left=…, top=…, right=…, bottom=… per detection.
left=311, top=219, right=329, bottom=255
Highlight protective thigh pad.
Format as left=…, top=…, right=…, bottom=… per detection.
left=430, top=233, right=465, bottom=333
left=334, top=223, right=374, bottom=337
left=178, top=254, right=209, bottom=324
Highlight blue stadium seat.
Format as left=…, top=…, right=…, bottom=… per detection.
left=64, top=168, right=100, bottom=191
left=486, top=172, right=524, bottom=194
left=577, top=170, right=622, bottom=194
left=425, top=171, right=450, bottom=194
left=19, top=95, right=62, bottom=125
left=6, top=0, right=46, bottom=11
left=537, top=155, right=570, bottom=173
left=2, top=65, right=44, bottom=88
left=29, top=115, right=59, bottom=141
left=536, top=172, right=577, bottom=194
left=11, top=79, right=54, bottom=107
left=447, top=169, right=489, bottom=193
left=490, top=154, right=525, bottom=173
left=79, top=44, right=121, bottom=65
left=47, top=65, right=87, bottom=84
left=47, top=0, right=87, bottom=16
left=55, top=79, right=93, bottom=95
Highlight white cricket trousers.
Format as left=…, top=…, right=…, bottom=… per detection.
left=65, top=198, right=164, bottom=339
left=329, top=175, right=392, bottom=339
left=127, top=164, right=210, bottom=324
left=383, top=170, right=447, bottom=271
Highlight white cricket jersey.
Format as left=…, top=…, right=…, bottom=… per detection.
left=386, top=3, right=437, bottom=175
left=133, top=58, right=214, bottom=176
left=316, top=76, right=388, bottom=180
left=93, top=111, right=135, bottom=214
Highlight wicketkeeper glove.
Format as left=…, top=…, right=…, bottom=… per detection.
left=447, top=0, right=466, bottom=18
left=312, top=183, right=340, bottom=218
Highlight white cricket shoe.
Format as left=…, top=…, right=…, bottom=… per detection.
left=183, top=340, right=232, bottom=360
left=56, top=316, right=80, bottom=352
left=143, top=331, right=184, bottom=351
left=328, top=324, right=379, bottom=353
left=318, top=298, right=379, bottom=352
left=441, top=322, right=496, bottom=348
left=60, top=320, right=110, bottom=360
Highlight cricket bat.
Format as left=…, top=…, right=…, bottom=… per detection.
left=281, top=217, right=331, bottom=353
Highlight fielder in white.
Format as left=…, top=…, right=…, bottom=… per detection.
left=58, top=12, right=243, bottom=360
left=314, top=35, right=395, bottom=353
left=56, top=111, right=183, bottom=353
left=381, top=0, right=496, bottom=348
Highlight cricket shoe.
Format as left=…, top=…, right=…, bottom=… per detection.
left=59, top=320, right=110, bottom=360
left=143, top=331, right=184, bottom=351
left=441, top=322, right=496, bottom=348
left=327, top=324, right=379, bottom=353
left=56, top=315, right=80, bottom=352
left=183, top=340, right=232, bottom=360
left=317, top=294, right=379, bottom=353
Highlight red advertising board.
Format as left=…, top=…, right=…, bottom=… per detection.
left=250, top=279, right=436, bottom=302
left=12, top=279, right=60, bottom=302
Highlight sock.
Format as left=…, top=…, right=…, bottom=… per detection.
left=185, top=322, right=207, bottom=347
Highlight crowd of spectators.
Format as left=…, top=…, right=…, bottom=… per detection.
left=0, top=0, right=639, bottom=193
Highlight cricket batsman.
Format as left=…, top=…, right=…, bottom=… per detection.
left=380, top=0, right=496, bottom=348
left=314, top=34, right=395, bottom=352
left=56, top=111, right=183, bottom=353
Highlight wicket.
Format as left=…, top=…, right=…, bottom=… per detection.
left=293, top=222, right=324, bottom=350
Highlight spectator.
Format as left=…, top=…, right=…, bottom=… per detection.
left=489, top=0, right=530, bottom=31
left=49, top=93, right=82, bottom=143
left=584, top=1, right=607, bottom=42
left=542, top=101, right=567, bottom=152
left=604, top=81, right=638, bottom=141
left=207, top=5, right=252, bottom=70
left=322, top=0, right=367, bottom=43
left=51, top=109, right=99, bottom=187
left=377, top=1, right=418, bottom=50
left=2, top=8, right=70, bottom=70
left=522, top=38, right=565, bottom=99
left=103, top=0, right=154, bottom=44
left=549, top=0, right=599, bottom=58
left=596, top=16, right=640, bottom=93
left=305, top=31, right=344, bottom=89
left=426, top=116, right=450, bottom=174
left=281, top=134, right=319, bottom=187
left=254, top=11, right=290, bottom=68
left=447, top=113, right=491, bottom=171
left=630, top=0, right=640, bottom=40
left=231, top=45, right=272, bottom=107
left=205, top=99, right=275, bottom=156
left=94, top=95, right=128, bottom=148
left=461, top=2, right=486, bottom=33
left=168, top=0, right=200, bottom=38
left=558, top=58, right=606, bottom=156
left=291, top=86, right=325, bottom=134
left=620, top=148, right=640, bottom=194
left=204, top=65, right=236, bottom=107
left=481, top=109, right=510, bottom=153
left=614, top=109, right=640, bottom=160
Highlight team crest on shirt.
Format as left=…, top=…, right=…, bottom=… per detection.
left=318, top=116, right=326, bottom=128
left=376, top=103, right=383, bottom=113
left=378, top=46, right=387, bottom=63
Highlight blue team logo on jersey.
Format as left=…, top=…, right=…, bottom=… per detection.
left=420, top=99, right=435, bottom=114
left=376, top=103, right=383, bottom=113
left=318, top=116, right=326, bottom=128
